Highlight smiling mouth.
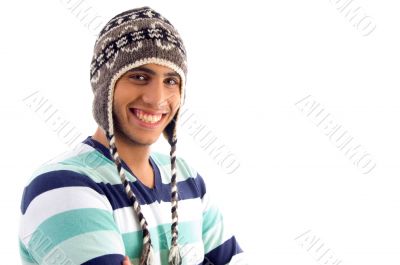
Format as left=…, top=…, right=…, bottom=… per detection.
left=129, top=108, right=168, bottom=125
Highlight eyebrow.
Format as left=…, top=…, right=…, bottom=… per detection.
left=127, top=66, right=180, bottom=78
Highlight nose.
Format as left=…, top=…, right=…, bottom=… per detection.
left=142, top=79, right=167, bottom=107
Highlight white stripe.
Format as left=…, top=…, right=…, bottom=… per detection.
left=19, top=186, right=112, bottom=245
left=226, top=252, right=248, bottom=265
left=180, top=241, right=205, bottom=265
left=113, top=198, right=202, bottom=234
left=201, top=192, right=212, bottom=213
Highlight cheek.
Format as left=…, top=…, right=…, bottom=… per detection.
left=112, top=96, right=128, bottom=122
left=169, top=91, right=181, bottom=109
left=113, top=86, right=132, bottom=112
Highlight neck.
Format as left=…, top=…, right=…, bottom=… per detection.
left=92, top=127, right=154, bottom=188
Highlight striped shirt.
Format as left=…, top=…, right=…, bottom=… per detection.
left=18, top=136, right=245, bottom=265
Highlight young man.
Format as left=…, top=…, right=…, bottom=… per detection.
left=19, top=6, right=245, bottom=265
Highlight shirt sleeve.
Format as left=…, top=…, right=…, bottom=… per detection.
left=18, top=169, right=126, bottom=265
left=194, top=173, right=248, bottom=265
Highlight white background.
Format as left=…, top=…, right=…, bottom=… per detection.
left=1, top=0, right=400, bottom=264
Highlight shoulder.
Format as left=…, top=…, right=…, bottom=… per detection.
left=20, top=143, right=116, bottom=214
left=25, top=142, right=121, bottom=188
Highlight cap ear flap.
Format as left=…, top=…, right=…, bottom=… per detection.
left=92, top=85, right=110, bottom=133
left=163, top=110, right=179, bottom=145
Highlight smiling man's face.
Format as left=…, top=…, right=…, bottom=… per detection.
left=112, top=63, right=181, bottom=146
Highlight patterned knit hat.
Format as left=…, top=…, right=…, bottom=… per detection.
left=89, top=6, right=187, bottom=265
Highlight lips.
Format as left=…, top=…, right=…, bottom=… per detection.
left=132, top=108, right=168, bottom=115
left=129, top=108, right=168, bottom=128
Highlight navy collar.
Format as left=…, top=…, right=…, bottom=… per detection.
left=81, top=136, right=162, bottom=191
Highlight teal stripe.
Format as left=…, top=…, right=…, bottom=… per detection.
left=176, top=157, right=197, bottom=179
left=122, top=220, right=202, bottom=259
left=28, top=208, right=118, bottom=263
left=41, top=230, right=124, bottom=264
left=154, top=154, right=198, bottom=183
left=202, top=206, right=224, bottom=252
left=28, top=151, right=137, bottom=185
left=65, top=150, right=110, bottom=168
left=63, top=150, right=139, bottom=183
left=202, top=206, right=222, bottom=234
left=122, top=231, right=142, bottom=259
left=150, top=151, right=171, bottom=166
left=158, top=249, right=169, bottom=264
left=19, top=239, right=36, bottom=264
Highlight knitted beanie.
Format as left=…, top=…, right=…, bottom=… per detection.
left=89, top=6, right=187, bottom=265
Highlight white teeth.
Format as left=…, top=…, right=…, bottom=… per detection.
left=133, top=109, right=162, bottom=123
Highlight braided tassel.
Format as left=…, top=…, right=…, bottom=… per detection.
left=140, top=241, right=154, bottom=265
left=147, top=244, right=154, bottom=265
left=168, top=243, right=181, bottom=265
left=106, top=131, right=154, bottom=265
left=169, top=134, right=182, bottom=265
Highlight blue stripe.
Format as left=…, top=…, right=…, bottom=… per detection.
left=21, top=170, right=105, bottom=214
left=193, top=173, right=206, bottom=198
left=203, top=236, right=243, bottom=264
left=82, top=174, right=206, bottom=209
left=22, top=170, right=206, bottom=214
left=81, top=254, right=124, bottom=265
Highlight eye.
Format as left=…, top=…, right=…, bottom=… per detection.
left=129, top=74, right=148, bottom=81
left=165, top=78, right=180, bottom=86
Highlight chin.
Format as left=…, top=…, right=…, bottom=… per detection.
left=127, top=130, right=162, bottom=145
